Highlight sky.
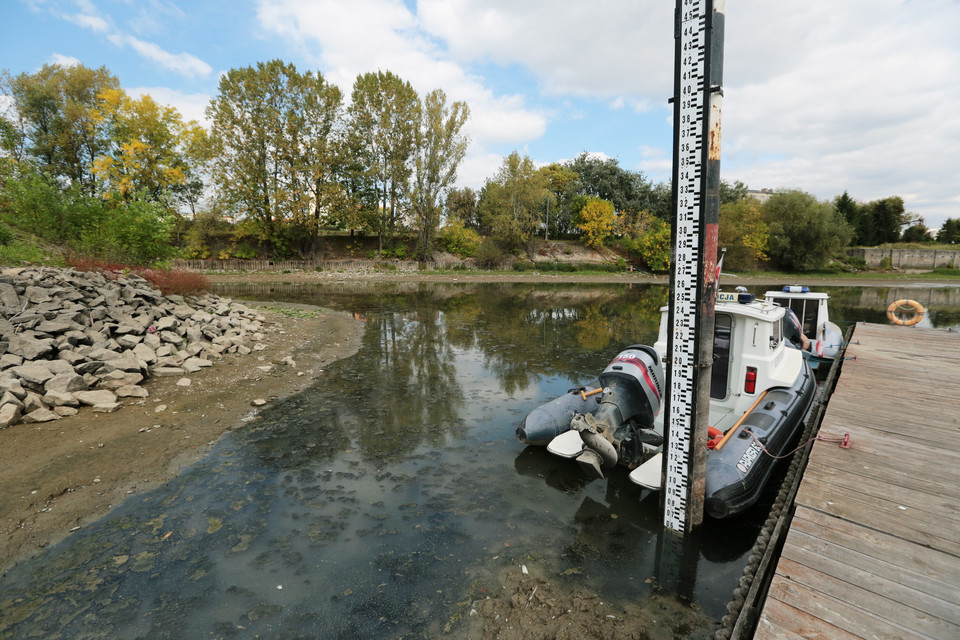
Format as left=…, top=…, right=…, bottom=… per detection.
left=3, top=0, right=959, bottom=230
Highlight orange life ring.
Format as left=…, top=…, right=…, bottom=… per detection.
left=886, top=299, right=924, bottom=326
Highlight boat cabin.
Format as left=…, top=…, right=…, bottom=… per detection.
left=652, top=292, right=806, bottom=434
left=764, top=286, right=829, bottom=338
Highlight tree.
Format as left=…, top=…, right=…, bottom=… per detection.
left=648, top=181, right=672, bottom=220
left=410, top=89, right=469, bottom=262
left=5, top=63, right=120, bottom=195
left=833, top=191, right=862, bottom=243
left=762, top=190, right=853, bottom=271
left=346, top=70, right=419, bottom=253
left=279, top=69, right=343, bottom=255
left=539, top=163, right=581, bottom=238
left=207, top=60, right=340, bottom=255
left=844, top=195, right=917, bottom=245
left=937, top=218, right=960, bottom=244
left=565, top=152, right=655, bottom=216
left=901, top=223, right=933, bottom=243
left=478, top=151, right=550, bottom=251
left=577, top=197, right=615, bottom=248
left=719, top=179, right=749, bottom=205
left=91, top=89, right=208, bottom=207
left=719, top=198, right=769, bottom=270
left=445, top=187, right=480, bottom=230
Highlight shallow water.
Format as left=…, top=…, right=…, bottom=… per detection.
left=1, top=281, right=957, bottom=639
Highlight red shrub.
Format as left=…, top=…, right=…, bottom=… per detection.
left=134, top=268, right=209, bottom=296
left=65, top=255, right=209, bottom=296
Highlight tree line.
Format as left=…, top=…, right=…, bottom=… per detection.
left=0, top=60, right=469, bottom=263
left=1, top=60, right=952, bottom=271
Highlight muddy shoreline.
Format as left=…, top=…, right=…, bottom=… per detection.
left=0, top=305, right=364, bottom=574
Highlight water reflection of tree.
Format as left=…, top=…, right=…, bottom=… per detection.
left=349, top=293, right=467, bottom=462
left=240, top=283, right=671, bottom=466
left=445, top=284, right=668, bottom=395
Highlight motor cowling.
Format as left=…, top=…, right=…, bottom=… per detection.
left=596, top=344, right=663, bottom=428
left=572, top=345, right=664, bottom=478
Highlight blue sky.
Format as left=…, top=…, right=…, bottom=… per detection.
left=3, top=0, right=959, bottom=230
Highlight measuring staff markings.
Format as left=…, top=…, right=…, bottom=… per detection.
left=664, top=0, right=710, bottom=534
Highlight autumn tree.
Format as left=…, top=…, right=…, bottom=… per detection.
left=4, top=63, right=119, bottom=195
left=719, top=197, right=769, bottom=270
left=410, top=89, right=469, bottom=261
left=577, top=197, right=615, bottom=248
left=91, top=90, right=208, bottom=207
left=478, top=151, right=550, bottom=251
left=345, top=70, right=419, bottom=253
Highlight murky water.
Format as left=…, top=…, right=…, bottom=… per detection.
left=2, top=281, right=957, bottom=639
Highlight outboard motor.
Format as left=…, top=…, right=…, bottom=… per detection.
left=572, top=345, right=664, bottom=478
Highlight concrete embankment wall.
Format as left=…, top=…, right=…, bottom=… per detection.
left=848, top=248, right=960, bottom=269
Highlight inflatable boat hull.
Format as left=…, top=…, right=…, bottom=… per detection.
left=516, top=380, right=601, bottom=445
left=704, top=362, right=817, bottom=519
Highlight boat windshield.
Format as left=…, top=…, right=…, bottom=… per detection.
left=772, top=297, right=818, bottom=336
left=711, top=313, right=732, bottom=399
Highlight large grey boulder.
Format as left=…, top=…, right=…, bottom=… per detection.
left=8, top=334, right=55, bottom=360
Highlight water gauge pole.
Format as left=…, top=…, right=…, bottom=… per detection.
left=662, top=0, right=725, bottom=534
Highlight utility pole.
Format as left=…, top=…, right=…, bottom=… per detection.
left=662, top=0, right=725, bottom=534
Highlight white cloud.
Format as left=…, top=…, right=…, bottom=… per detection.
left=47, top=53, right=82, bottom=68
left=417, top=0, right=675, bottom=99
left=70, top=12, right=109, bottom=33
left=128, top=86, right=212, bottom=125
left=721, top=0, right=960, bottom=227
left=33, top=0, right=213, bottom=81
left=107, top=34, right=213, bottom=79
left=255, top=0, right=549, bottom=185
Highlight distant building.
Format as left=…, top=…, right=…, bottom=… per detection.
left=747, top=188, right=775, bottom=204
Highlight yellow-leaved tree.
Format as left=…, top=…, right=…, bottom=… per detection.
left=577, top=196, right=615, bottom=248
left=92, top=89, right=208, bottom=207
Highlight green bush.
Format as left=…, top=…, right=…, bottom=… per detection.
left=438, top=221, right=482, bottom=258
left=475, top=238, right=508, bottom=268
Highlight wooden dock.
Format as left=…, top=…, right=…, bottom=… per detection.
left=755, top=323, right=960, bottom=639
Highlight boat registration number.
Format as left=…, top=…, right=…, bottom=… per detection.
left=736, top=441, right=762, bottom=474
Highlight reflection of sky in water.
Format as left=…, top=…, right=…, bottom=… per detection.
left=2, top=282, right=956, bottom=639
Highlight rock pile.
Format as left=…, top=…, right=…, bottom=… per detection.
left=0, top=266, right=271, bottom=428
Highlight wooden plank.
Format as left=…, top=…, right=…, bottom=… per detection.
left=790, top=506, right=960, bottom=590
left=804, top=450, right=960, bottom=501
left=793, top=488, right=960, bottom=556
left=765, top=568, right=931, bottom=640
left=782, top=529, right=960, bottom=623
left=795, top=471, right=960, bottom=527
left=756, top=599, right=859, bottom=640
